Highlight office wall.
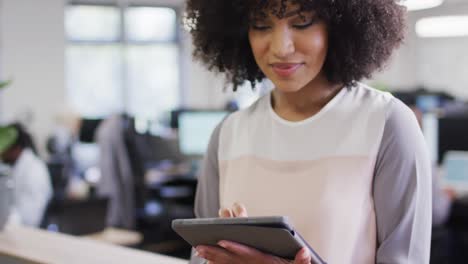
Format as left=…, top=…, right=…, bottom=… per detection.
left=412, top=3, right=468, bottom=99
left=183, top=29, right=231, bottom=109
left=417, top=37, right=468, bottom=98
left=371, top=15, right=420, bottom=91
left=0, top=0, right=66, bottom=156
left=374, top=3, right=468, bottom=99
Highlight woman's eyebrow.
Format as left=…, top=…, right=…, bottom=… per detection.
left=283, top=8, right=302, bottom=18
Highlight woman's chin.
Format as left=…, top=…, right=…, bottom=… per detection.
left=273, top=83, right=304, bottom=93
left=269, top=77, right=309, bottom=93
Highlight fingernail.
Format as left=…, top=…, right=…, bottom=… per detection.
left=218, top=241, right=226, bottom=248
left=195, top=251, right=200, bottom=257
left=219, top=208, right=232, bottom=218
left=233, top=202, right=242, bottom=212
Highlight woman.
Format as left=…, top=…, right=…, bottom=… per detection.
left=186, top=0, right=431, bottom=263
left=0, top=123, right=52, bottom=227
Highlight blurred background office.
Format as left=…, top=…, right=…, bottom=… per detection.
left=1, top=0, right=468, bottom=263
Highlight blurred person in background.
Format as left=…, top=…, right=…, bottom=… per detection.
left=0, top=123, right=52, bottom=227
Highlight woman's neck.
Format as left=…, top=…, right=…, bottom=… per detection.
left=271, top=75, right=343, bottom=122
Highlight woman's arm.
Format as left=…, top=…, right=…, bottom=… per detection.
left=189, top=122, right=223, bottom=264
left=373, top=99, right=432, bottom=263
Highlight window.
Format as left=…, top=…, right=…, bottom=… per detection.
left=65, top=4, right=180, bottom=119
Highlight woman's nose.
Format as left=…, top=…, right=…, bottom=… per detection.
left=270, top=26, right=295, bottom=59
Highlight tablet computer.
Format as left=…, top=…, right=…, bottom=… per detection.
left=172, top=216, right=326, bottom=263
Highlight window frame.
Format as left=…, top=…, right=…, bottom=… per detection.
left=65, top=0, right=186, bottom=118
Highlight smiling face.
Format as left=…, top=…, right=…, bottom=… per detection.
left=248, top=3, right=329, bottom=93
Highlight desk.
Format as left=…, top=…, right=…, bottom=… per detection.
left=0, top=225, right=187, bottom=264
left=83, top=227, right=143, bottom=246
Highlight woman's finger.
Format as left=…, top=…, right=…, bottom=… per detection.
left=197, top=245, right=232, bottom=263
left=218, top=208, right=233, bottom=218
left=218, top=240, right=262, bottom=256
left=294, top=247, right=311, bottom=264
left=232, top=202, right=248, bottom=217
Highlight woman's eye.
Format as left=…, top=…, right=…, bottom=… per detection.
left=293, top=20, right=315, bottom=29
left=251, top=24, right=271, bottom=31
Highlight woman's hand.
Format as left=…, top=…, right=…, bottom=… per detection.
left=195, top=202, right=312, bottom=264
left=196, top=241, right=312, bottom=264
left=218, top=202, right=248, bottom=218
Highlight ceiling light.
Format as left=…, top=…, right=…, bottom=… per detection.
left=416, top=16, right=468, bottom=38
left=401, top=0, right=444, bottom=11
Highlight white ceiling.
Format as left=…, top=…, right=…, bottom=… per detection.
left=441, top=0, right=468, bottom=7
left=409, top=0, right=468, bottom=15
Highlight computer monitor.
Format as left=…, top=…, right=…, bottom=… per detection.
left=416, top=95, right=440, bottom=113
left=438, top=115, right=468, bottom=164
left=178, top=111, right=228, bottom=156
left=442, top=151, right=468, bottom=194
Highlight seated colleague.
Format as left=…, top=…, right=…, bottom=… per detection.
left=186, top=0, right=431, bottom=263
left=0, top=123, right=52, bottom=227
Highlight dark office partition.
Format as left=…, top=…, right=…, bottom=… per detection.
left=41, top=197, right=108, bottom=235
left=438, top=115, right=468, bottom=164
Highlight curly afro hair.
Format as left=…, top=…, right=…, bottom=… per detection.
left=185, top=0, right=406, bottom=90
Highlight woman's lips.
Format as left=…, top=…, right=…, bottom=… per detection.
left=271, top=63, right=303, bottom=77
